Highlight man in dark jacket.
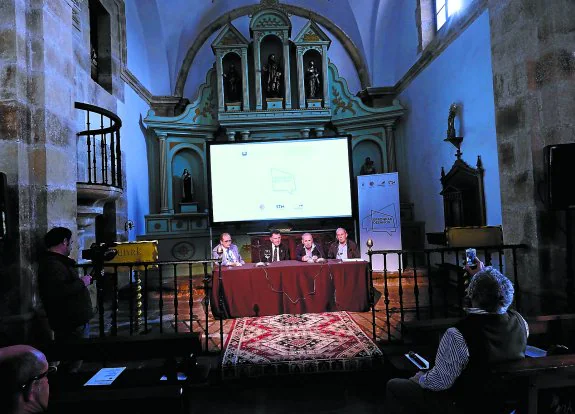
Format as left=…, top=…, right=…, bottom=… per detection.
left=295, top=233, right=325, bottom=262
left=385, top=261, right=528, bottom=413
left=327, top=228, right=361, bottom=259
left=263, top=229, right=291, bottom=262
left=38, top=227, right=93, bottom=343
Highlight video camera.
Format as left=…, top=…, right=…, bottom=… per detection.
left=81, top=242, right=118, bottom=283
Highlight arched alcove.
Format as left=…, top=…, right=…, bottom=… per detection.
left=222, top=52, right=242, bottom=103
left=303, top=49, right=323, bottom=100
left=260, top=35, right=284, bottom=102
left=353, top=139, right=384, bottom=177
left=171, top=149, right=204, bottom=212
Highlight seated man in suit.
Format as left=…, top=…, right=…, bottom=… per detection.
left=295, top=233, right=325, bottom=262
left=327, top=227, right=361, bottom=259
left=0, top=345, right=52, bottom=414
left=385, top=261, right=528, bottom=414
left=264, top=229, right=290, bottom=262
left=212, top=233, right=244, bottom=266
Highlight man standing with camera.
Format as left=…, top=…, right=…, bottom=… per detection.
left=38, top=227, right=93, bottom=347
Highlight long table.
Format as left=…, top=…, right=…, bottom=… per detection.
left=210, top=260, right=370, bottom=318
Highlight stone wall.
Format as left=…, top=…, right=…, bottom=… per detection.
left=488, top=0, right=575, bottom=313
left=0, top=0, right=129, bottom=342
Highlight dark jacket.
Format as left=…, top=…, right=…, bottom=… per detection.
left=327, top=239, right=361, bottom=259
left=452, top=310, right=527, bottom=413
left=262, top=242, right=290, bottom=262
left=295, top=243, right=325, bottom=261
left=38, top=252, right=94, bottom=332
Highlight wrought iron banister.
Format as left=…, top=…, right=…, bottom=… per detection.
left=75, top=102, right=123, bottom=188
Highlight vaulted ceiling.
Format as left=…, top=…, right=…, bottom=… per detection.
left=125, top=0, right=395, bottom=97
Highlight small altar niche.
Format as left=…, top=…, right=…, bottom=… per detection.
left=303, top=49, right=323, bottom=108
left=222, top=53, right=242, bottom=111
left=260, top=35, right=284, bottom=110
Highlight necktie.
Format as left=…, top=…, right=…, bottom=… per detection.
left=273, top=246, right=278, bottom=262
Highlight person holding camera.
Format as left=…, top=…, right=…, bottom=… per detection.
left=37, top=227, right=93, bottom=349
left=385, top=260, right=528, bottom=413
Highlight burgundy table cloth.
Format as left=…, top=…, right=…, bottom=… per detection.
left=210, top=260, right=369, bottom=318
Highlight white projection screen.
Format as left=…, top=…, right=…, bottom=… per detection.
left=208, top=136, right=354, bottom=223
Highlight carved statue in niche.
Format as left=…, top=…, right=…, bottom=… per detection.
left=181, top=169, right=194, bottom=202
left=447, top=103, right=457, bottom=139
left=305, top=60, right=321, bottom=99
left=262, top=54, right=282, bottom=98
left=223, top=63, right=241, bottom=102
left=360, top=157, right=377, bottom=175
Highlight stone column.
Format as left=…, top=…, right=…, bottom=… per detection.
left=487, top=0, right=575, bottom=312
left=157, top=133, right=170, bottom=213
left=322, top=45, right=330, bottom=108
left=315, top=127, right=325, bottom=137
left=384, top=124, right=397, bottom=172
left=0, top=0, right=77, bottom=340
left=300, top=128, right=310, bottom=138
left=241, top=49, right=250, bottom=111
left=297, top=48, right=305, bottom=108
left=254, top=36, right=263, bottom=110
left=226, top=130, right=236, bottom=141
left=240, top=131, right=250, bottom=141
left=215, top=54, right=225, bottom=112
left=283, top=37, right=292, bottom=109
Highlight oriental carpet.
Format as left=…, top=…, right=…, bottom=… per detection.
left=221, top=311, right=383, bottom=378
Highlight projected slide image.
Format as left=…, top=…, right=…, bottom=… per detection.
left=209, top=137, right=353, bottom=223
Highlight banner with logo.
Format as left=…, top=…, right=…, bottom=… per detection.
left=357, top=173, right=402, bottom=271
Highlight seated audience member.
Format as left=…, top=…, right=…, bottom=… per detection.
left=264, top=229, right=290, bottom=262
left=327, top=228, right=360, bottom=259
left=385, top=262, right=528, bottom=414
left=212, top=233, right=244, bottom=266
left=0, top=345, right=52, bottom=414
left=295, top=233, right=325, bottom=262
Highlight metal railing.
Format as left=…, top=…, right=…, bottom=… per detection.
left=77, top=259, right=220, bottom=350
left=75, top=102, right=122, bottom=188
left=366, top=244, right=528, bottom=343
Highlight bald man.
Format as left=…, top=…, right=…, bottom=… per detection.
left=0, top=345, right=52, bottom=413
left=327, top=228, right=361, bottom=260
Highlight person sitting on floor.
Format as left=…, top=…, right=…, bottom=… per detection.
left=385, top=260, right=528, bottom=414
left=0, top=345, right=53, bottom=414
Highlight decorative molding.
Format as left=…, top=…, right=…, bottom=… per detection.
left=71, top=0, right=81, bottom=31
left=121, top=68, right=153, bottom=104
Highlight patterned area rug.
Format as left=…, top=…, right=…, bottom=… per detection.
left=222, top=312, right=383, bottom=378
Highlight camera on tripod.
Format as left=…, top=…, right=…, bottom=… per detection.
left=82, top=243, right=118, bottom=283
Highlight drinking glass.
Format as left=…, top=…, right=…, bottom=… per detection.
left=264, top=249, right=271, bottom=262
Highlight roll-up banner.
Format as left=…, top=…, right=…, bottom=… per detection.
left=357, top=172, right=402, bottom=271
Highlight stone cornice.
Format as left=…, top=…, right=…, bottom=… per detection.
left=121, top=68, right=152, bottom=104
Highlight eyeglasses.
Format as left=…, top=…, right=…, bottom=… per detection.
left=21, top=366, right=57, bottom=390
left=222, top=239, right=232, bottom=243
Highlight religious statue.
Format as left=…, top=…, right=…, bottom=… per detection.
left=305, top=60, right=321, bottom=99
left=223, top=63, right=240, bottom=102
left=181, top=169, right=194, bottom=202
left=360, top=157, right=377, bottom=175
left=262, top=54, right=282, bottom=98
left=447, top=103, right=457, bottom=139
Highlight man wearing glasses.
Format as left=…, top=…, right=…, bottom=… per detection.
left=212, top=233, right=245, bottom=266
left=37, top=227, right=93, bottom=366
left=0, top=345, right=54, bottom=413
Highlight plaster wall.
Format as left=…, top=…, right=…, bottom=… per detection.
left=396, top=11, right=501, bottom=235
left=117, top=86, right=151, bottom=238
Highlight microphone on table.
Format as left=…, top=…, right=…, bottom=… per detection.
left=216, top=245, right=224, bottom=264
